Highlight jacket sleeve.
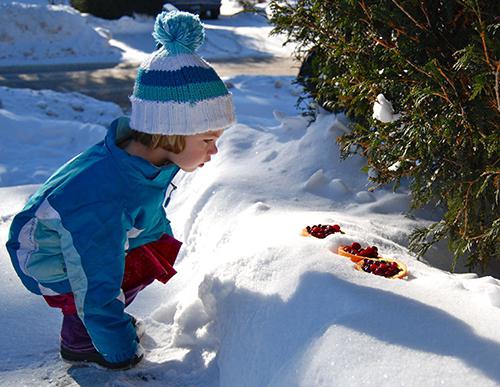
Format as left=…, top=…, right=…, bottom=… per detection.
left=50, top=197, right=137, bottom=364
left=125, top=211, right=174, bottom=251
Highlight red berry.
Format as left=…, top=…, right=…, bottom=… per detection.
left=351, top=242, right=361, bottom=250
left=332, top=224, right=341, bottom=232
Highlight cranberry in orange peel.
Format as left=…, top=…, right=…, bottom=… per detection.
left=355, top=257, right=408, bottom=279
left=302, top=224, right=344, bottom=239
left=337, top=242, right=379, bottom=262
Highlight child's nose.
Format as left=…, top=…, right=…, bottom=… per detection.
left=209, top=143, right=218, bottom=155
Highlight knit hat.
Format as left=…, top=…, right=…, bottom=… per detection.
left=129, top=11, right=236, bottom=135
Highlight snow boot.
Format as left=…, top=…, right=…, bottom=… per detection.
left=60, top=344, right=144, bottom=370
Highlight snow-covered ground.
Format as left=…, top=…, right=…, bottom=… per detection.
left=1, top=1, right=500, bottom=386
left=0, top=1, right=292, bottom=68
left=1, top=76, right=500, bottom=386
left=0, top=2, right=122, bottom=67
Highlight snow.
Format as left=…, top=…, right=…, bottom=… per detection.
left=0, top=87, right=121, bottom=186
left=0, top=3, right=122, bottom=67
left=0, top=1, right=293, bottom=68
left=372, top=94, right=400, bottom=123
left=1, top=2, right=500, bottom=387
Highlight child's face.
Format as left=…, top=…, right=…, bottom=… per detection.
left=168, top=130, right=223, bottom=172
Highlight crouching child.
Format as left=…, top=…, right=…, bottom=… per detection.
left=5, top=10, right=235, bottom=370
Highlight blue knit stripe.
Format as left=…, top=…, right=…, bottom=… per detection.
left=133, top=80, right=229, bottom=103
left=136, top=66, right=221, bottom=87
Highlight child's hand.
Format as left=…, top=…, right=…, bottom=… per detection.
left=123, top=234, right=181, bottom=290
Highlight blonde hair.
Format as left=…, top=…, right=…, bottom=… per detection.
left=129, top=129, right=186, bottom=154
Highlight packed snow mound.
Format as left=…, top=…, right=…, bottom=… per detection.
left=0, top=0, right=68, bottom=3
left=91, top=11, right=294, bottom=63
left=159, top=76, right=500, bottom=387
left=0, top=2, right=121, bottom=66
left=0, top=1, right=294, bottom=67
left=84, top=13, right=154, bottom=35
left=0, top=87, right=122, bottom=126
left=0, top=87, right=122, bottom=186
left=0, top=76, right=499, bottom=386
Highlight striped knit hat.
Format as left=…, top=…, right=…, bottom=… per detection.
left=129, top=11, right=235, bottom=135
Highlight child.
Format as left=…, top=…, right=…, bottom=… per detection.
left=5, top=11, right=235, bottom=370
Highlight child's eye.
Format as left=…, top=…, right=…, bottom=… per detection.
left=204, top=139, right=213, bottom=144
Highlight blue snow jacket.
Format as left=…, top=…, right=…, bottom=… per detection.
left=6, top=117, right=180, bottom=364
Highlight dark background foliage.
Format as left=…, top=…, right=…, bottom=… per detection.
left=69, top=0, right=165, bottom=19
left=270, top=0, right=499, bottom=271
left=69, top=0, right=221, bottom=19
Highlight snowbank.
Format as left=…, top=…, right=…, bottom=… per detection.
left=0, top=2, right=121, bottom=67
left=0, top=1, right=294, bottom=68
left=0, top=86, right=121, bottom=186
left=0, top=76, right=499, bottom=386
left=96, top=11, right=294, bottom=64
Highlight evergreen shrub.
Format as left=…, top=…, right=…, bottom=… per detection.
left=270, top=0, right=499, bottom=271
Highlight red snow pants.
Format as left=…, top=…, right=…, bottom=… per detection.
left=43, top=234, right=182, bottom=352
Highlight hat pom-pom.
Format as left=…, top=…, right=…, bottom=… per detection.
left=153, top=11, right=205, bottom=54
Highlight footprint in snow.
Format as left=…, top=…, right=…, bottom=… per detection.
left=261, top=150, right=278, bottom=163
left=458, top=275, right=500, bottom=308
